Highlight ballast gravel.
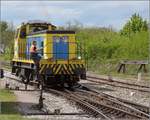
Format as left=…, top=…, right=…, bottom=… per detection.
left=0, top=72, right=98, bottom=120
left=1, top=71, right=149, bottom=119
left=83, top=72, right=150, bottom=107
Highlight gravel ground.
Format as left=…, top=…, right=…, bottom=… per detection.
left=1, top=71, right=150, bottom=120
left=84, top=72, right=150, bottom=107
left=0, top=72, right=97, bottom=120
left=87, top=72, right=150, bottom=87
left=25, top=115, right=97, bottom=120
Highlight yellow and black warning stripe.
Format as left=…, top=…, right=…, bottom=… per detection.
left=39, top=64, right=45, bottom=73
left=39, top=63, right=85, bottom=75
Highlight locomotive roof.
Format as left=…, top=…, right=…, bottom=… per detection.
left=21, top=20, right=56, bottom=27
left=28, top=30, right=75, bottom=36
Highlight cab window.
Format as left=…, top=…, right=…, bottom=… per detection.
left=20, top=27, right=26, bottom=38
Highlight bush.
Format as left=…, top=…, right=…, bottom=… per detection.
left=76, top=28, right=149, bottom=74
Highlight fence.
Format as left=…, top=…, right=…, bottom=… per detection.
left=87, top=59, right=149, bottom=79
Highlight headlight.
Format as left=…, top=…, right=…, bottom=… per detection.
left=78, top=56, right=81, bottom=59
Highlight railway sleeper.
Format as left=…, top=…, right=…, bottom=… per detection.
left=116, top=113, right=126, bottom=118
left=110, top=110, right=117, bottom=114
left=78, top=90, right=149, bottom=118
left=46, top=89, right=111, bottom=119
left=73, top=92, right=148, bottom=119
left=102, top=102, right=148, bottom=119
left=113, top=111, right=121, bottom=116
left=101, top=107, right=110, bottom=112
left=70, top=97, right=110, bottom=119
left=103, top=108, right=113, bottom=114
left=90, top=101, right=140, bottom=119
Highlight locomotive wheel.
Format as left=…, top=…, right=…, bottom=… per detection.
left=15, top=68, right=21, bottom=77
left=80, top=74, right=86, bottom=79
left=20, top=75, right=30, bottom=84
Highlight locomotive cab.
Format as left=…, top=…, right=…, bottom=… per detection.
left=14, top=21, right=56, bottom=59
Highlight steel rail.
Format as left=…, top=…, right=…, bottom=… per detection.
left=3, top=70, right=150, bottom=119
left=87, top=76, right=150, bottom=88
left=75, top=89, right=149, bottom=119
left=45, top=88, right=111, bottom=120
left=86, top=77, right=150, bottom=93
left=87, top=88, right=150, bottom=114
left=66, top=90, right=148, bottom=119
left=4, top=72, right=149, bottom=114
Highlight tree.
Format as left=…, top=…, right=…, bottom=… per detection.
left=65, top=20, right=83, bottom=31
left=0, top=21, right=8, bottom=32
left=120, top=13, right=148, bottom=36
left=142, top=20, right=148, bottom=31
left=0, top=21, right=15, bottom=53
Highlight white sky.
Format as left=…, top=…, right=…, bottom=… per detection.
left=1, top=1, right=149, bottom=30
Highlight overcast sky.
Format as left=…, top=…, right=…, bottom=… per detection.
left=1, top=1, right=149, bottom=30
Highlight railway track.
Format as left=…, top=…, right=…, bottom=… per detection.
left=4, top=73, right=150, bottom=116
left=46, top=88, right=149, bottom=119
left=86, top=75, right=150, bottom=93
left=2, top=71, right=150, bottom=119
left=89, top=89, right=150, bottom=114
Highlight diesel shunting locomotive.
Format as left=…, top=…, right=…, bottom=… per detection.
left=11, top=20, right=86, bottom=87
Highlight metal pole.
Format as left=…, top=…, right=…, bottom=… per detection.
left=25, top=83, right=28, bottom=90
left=0, top=61, right=4, bottom=79
left=0, top=101, right=1, bottom=114
left=0, top=22, right=4, bottom=78
left=39, top=76, right=44, bottom=109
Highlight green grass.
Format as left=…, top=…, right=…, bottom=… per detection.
left=0, top=54, right=11, bottom=62
left=0, top=89, right=16, bottom=101
left=0, top=89, right=36, bottom=120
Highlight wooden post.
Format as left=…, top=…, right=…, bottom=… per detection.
left=39, top=75, right=44, bottom=109
left=25, top=84, right=27, bottom=90
left=118, top=60, right=148, bottom=73
left=122, top=64, right=126, bottom=73
left=138, top=64, right=147, bottom=73
left=0, top=69, right=4, bottom=78
left=0, top=101, right=1, bottom=114
left=138, top=64, right=143, bottom=73
left=143, top=64, right=147, bottom=73
left=118, top=64, right=123, bottom=73
left=0, top=61, right=4, bottom=78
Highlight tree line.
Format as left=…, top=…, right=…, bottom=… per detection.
left=0, top=13, right=148, bottom=61
left=0, top=21, right=15, bottom=53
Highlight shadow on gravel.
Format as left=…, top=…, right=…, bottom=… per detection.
left=81, top=83, right=115, bottom=92
left=0, top=101, right=38, bottom=115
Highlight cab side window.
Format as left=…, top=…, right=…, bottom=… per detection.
left=35, top=37, right=44, bottom=57
left=20, top=27, right=26, bottom=38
